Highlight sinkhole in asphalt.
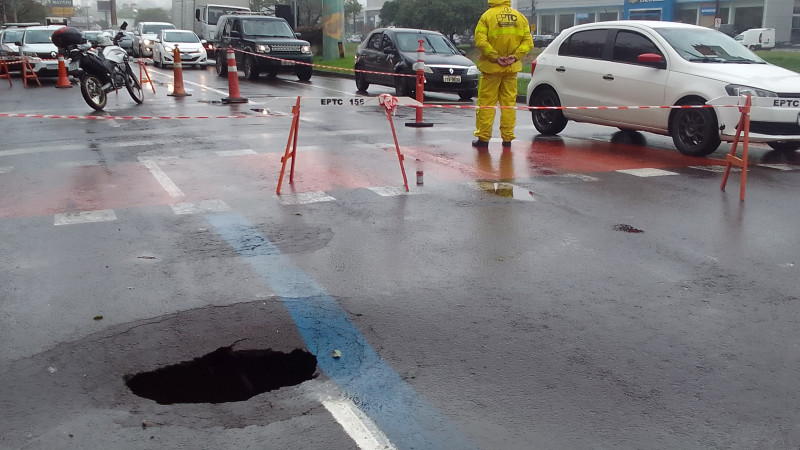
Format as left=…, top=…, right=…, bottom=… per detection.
left=124, top=346, right=317, bottom=405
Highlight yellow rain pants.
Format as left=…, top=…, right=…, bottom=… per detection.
left=475, top=72, right=519, bottom=142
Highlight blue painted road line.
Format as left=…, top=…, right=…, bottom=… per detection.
left=206, top=213, right=477, bottom=450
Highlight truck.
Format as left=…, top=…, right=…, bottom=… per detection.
left=734, top=28, right=775, bottom=51
left=172, top=0, right=251, bottom=57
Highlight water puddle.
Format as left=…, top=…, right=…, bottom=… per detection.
left=477, top=181, right=536, bottom=201
left=124, top=346, right=317, bottom=404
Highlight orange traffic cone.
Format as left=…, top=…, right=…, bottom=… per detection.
left=222, top=46, right=247, bottom=104
left=168, top=45, right=190, bottom=97
left=55, top=54, right=72, bottom=88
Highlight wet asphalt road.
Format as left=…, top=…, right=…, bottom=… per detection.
left=1, top=65, right=799, bottom=449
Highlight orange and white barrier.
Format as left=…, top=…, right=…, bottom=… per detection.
left=222, top=46, right=247, bottom=104
left=55, top=54, right=72, bottom=89
left=168, top=45, right=190, bottom=97
left=406, top=39, right=432, bottom=128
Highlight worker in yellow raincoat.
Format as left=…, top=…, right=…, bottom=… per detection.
left=473, top=0, right=533, bottom=148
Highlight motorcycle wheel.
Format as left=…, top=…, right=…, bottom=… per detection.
left=80, top=74, right=107, bottom=111
left=125, top=62, right=144, bottom=104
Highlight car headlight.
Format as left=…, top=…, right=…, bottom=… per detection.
left=467, top=65, right=479, bottom=75
left=301, top=45, right=311, bottom=54
left=256, top=44, right=270, bottom=53
left=725, top=84, right=778, bottom=97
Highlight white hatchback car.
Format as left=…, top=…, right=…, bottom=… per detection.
left=526, top=20, right=800, bottom=156
left=152, top=29, right=208, bottom=69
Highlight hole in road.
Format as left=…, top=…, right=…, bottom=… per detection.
left=124, top=346, right=317, bottom=404
left=614, top=224, right=644, bottom=233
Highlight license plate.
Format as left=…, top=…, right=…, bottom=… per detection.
left=443, top=75, right=461, bottom=83
left=281, top=59, right=295, bottom=66
left=181, top=53, right=190, bottom=59
left=46, top=63, right=58, bottom=70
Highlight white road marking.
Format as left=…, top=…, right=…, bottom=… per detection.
left=170, top=199, right=230, bottom=215
left=367, top=186, right=423, bottom=196
left=139, top=158, right=185, bottom=198
left=322, top=399, right=397, bottom=450
left=0, top=144, right=86, bottom=158
left=689, top=165, right=742, bottom=173
left=274, top=191, right=336, bottom=204
left=562, top=173, right=600, bottom=182
left=757, top=163, right=796, bottom=171
left=58, top=161, right=101, bottom=168
left=215, top=149, right=257, bottom=157
left=54, top=209, right=117, bottom=226
left=616, top=168, right=678, bottom=177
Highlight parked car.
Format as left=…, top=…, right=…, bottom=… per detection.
left=213, top=14, right=313, bottom=81
left=532, top=34, right=554, bottom=48
left=17, top=24, right=65, bottom=76
left=152, top=29, right=209, bottom=69
left=354, top=27, right=479, bottom=100
left=526, top=20, right=800, bottom=156
left=734, top=28, right=775, bottom=50
left=133, top=21, right=176, bottom=58
left=0, top=42, right=24, bottom=72
left=117, top=31, right=135, bottom=55
left=81, top=30, right=104, bottom=46
left=0, top=24, right=37, bottom=53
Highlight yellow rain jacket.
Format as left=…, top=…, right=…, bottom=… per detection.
left=474, top=0, right=533, bottom=74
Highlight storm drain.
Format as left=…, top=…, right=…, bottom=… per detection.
left=124, top=346, right=317, bottom=405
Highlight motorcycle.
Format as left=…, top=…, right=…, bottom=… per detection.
left=52, top=22, right=144, bottom=111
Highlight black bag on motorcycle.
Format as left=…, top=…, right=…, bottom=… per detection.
left=80, top=52, right=115, bottom=85
left=52, top=27, right=84, bottom=49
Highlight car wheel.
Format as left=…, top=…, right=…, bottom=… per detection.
left=529, top=87, right=568, bottom=135
left=458, top=90, right=475, bottom=101
left=767, top=141, right=800, bottom=152
left=296, top=65, right=312, bottom=81
left=355, top=66, right=369, bottom=91
left=216, top=52, right=228, bottom=77
left=670, top=100, right=721, bottom=156
left=394, top=71, right=414, bottom=98
left=244, top=56, right=259, bottom=80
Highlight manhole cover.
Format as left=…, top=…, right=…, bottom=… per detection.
left=124, top=346, right=317, bottom=404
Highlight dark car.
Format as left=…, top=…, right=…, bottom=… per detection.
left=213, top=14, right=313, bottom=81
left=354, top=27, right=479, bottom=100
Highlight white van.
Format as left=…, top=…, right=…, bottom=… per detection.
left=734, top=28, right=775, bottom=50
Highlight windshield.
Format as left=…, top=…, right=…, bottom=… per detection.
left=24, top=29, right=56, bottom=44
left=143, top=24, right=175, bottom=34
left=396, top=32, right=458, bottom=54
left=241, top=19, right=294, bottom=38
left=657, top=27, right=766, bottom=63
left=163, top=31, right=200, bottom=43
left=2, top=30, right=24, bottom=43
left=208, top=6, right=249, bottom=25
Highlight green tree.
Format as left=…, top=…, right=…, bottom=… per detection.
left=343, top=0, right=361, bottom=33
left=135, top=7, right=170, bottom=23
left=381, top=0, right=484, bottom=40
left=1, top=0, right=47, bottom=24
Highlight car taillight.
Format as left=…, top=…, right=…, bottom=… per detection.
left=530, top=59, right=537, bottom=75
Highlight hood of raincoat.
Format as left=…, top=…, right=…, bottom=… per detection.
left=488, top=0, right=511, bottom=6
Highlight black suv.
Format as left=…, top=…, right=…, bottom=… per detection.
left=213, top=14, right=313, bottom=81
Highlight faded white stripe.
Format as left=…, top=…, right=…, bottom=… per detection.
left=54, top=209, right=117, bottom=226
left=616, top=168, right=678, bottom=177
left=170, top=200, right=230, bottom=215
left=215, top=149, right=257, bottom=157
left=367, top=186, right=423, bottom=196
left=275, top=191, right=335, bottom=205
left=140, top=159, right=185, bottom=198
left=323, top=399, right=397, bottom=450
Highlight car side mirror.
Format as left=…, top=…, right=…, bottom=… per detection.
left=200, top=39, right=207, bottom=44
left=14, top=41, right=22, bottom=47
left=134, top=31, right=140, bottom=36
left=383, top=47, right=396, bottom=55
left=230, top=30, right=240, bottom=38
left=294, top=32, right=302, bottom=38
left=459, top=49, right=466, bottom=55
left=638, top=53, right=666, bottom=69
left=154, top=38, right=160, bottom=43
